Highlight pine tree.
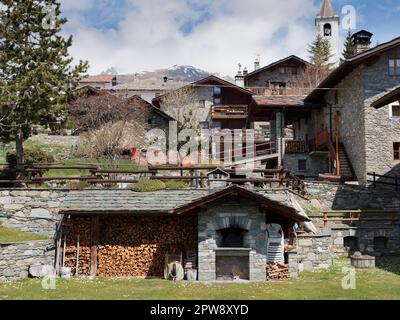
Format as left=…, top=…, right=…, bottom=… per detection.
left=342, top=30, right=356, bottom=59
left=0, top=0, right=88, bottom=176
left=308, top=34, right=334, bottom=70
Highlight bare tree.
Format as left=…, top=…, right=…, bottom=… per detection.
left=160, top=85, right=202, bottom=134
left=68, top=93, right=150, bottom=133
left=77, top=121, right=146, bottom=162
left=302, top=60, right=331, bottom=89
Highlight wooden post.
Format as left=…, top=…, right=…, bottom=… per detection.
left=334, top=112, right=340, bottom=176
left=90, top=216, right=100, bottom=277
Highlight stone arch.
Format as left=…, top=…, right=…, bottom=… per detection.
left=374, top=236, right=388, bottom=251
left=344, top=236, right=358, bottom=252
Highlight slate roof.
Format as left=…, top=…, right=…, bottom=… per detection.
left=60, top=185, right=310, bottom=222
left=253, top=95, right=307, bottom=107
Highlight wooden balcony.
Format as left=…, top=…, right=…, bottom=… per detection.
left=211, top=105, right=248, bottom=120
left=246, top=87, right=313, bottom=96
left=285, top=140, right=309, bottom=154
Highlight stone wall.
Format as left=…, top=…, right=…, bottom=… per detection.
left=305, top=181, right=400, bottom=210
left=296, top=233, right=332, bottom=271
left=198, top=198, right=267, bottom=282
left=0, top=190, right=67, bottom=237
left=0, top=240, right=54, bottom=281
left=283, top=153, right=329, bottom=178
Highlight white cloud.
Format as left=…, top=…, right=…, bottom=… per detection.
left=61, top=0, right=319, bottom=76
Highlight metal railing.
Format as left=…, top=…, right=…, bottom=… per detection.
left=367, top=172, right=399, bottom=191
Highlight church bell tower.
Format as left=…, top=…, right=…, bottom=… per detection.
left=315, top=0, right=340, bottom=66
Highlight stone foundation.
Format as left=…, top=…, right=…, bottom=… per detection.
left=0, top=240, right=54, bottom=281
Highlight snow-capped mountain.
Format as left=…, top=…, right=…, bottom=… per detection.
left=116, top=65, right=233, bottom=84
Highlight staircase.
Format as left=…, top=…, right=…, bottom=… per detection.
left=338, top=144, right=355, bottom=181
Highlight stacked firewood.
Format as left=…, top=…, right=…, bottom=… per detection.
left=63, top=217, right=92, bottom=275
left=266, top=263, right=291, bottom=281
left=97, top=216, right=197, bottom=277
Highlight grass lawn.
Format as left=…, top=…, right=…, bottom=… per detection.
left=1, top=257, right=399, bottom=300
left=0, top=225, right=48, bottom=243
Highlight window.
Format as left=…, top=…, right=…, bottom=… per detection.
left=374, top=237, right=388, bottom=251
left=147, top=118, right=152, bottom=125
left=391, top=104, right=400, bottom=117
left=200, top=121, right=209, bottom=130
left=393, top=142, right=400, bottom=160
left=291, top=67, right=298, bottom=75
left=214, top=97, right=222, bottom=106
left=199, top=99, right=206, bottom=108
left=279, top=66, right=286, bottom=74
left=389, top=59, right=400, bottom=76
left=344, top=236, right=358, bottom=252
left=324, top=23, right=332, bottom=37
left=213, top=86, right=221, bottom=96
left=298, top=159, right=307, bottom=172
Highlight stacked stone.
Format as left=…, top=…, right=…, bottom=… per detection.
left=0, top=240, right=54, bottom=281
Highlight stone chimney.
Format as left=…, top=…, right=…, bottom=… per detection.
left=243, top=67, right=248, bottom=76
left=351, top=30, right=374, bottom=54
left=254, top=56, right=260, bottom=71
left=235, top=63, right=244, bottom=88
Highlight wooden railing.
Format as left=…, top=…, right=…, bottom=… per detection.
left=367, top=172, right=399, bottom=191
left=0, top=164, right=306, bottom=194
left=246, top=87, right=313, bottom=96
left=211, top=105, right=248, bottom=119
left=322, top=210, right=400, bottom=227
left=285, top=140, right=309, bottom=154
left=309, top=127, right=336, bottom=160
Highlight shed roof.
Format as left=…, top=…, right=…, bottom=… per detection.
left=371, top=86, right=400, bottom=109
left=252, top=95, right=307, bottom=107
left=60, top=185, right=309, bottom=222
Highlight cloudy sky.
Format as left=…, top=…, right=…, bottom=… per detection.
left=60, top=0, right=400, bottom=76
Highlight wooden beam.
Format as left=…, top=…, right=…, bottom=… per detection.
left=90, top=216, right=100, bottom=277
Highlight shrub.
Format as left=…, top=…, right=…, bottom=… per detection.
left=6, top=149, right=55, bottom=169
left=131, top=179, right=166, bottom=192
left=65, top=181, right=91, bottom=190
left=164, top=180, right=189, bottom=189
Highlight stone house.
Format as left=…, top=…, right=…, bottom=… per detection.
left=304, top=36, right=400, bottom=184
left=79, top=75, right=118, bottom=89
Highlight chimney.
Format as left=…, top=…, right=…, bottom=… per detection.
left=351, top=30, right=374, bottom=54
left=254, top=56, right=260, bottom=71
left=243, top=67, right=248, bottom=76
left=235, top=63, right=244, bottom=88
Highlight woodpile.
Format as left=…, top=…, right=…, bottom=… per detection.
left=65, top=215, right=198, bottom=277
left=63, top=217, right=92, bottom=275
left=266, top=263, right=290, bottom=281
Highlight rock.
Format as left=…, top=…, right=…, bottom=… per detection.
left=29, top=208, right=52, bottom=219
left=29, top=264, right=54, bottom=278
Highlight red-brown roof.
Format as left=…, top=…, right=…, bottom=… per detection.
left=80, top=75, right=116, bottom=83
left=253, top=95, right=306, bottom=107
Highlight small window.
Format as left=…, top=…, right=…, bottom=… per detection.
left=213, top=86, right=221, bottom=96
left=199, top=99, right=206, bottom=108
left=391, top=104, right=400, bottom=117
left=393, top=142, right=400, bottom=160
left=344, top=236, right=358, bottom=252
left=200, top=121, right=209, bottom=130
left=324, top=23, right=332, bottom=37
left=298, top=159, right=307, bottom=172
left=214, top=97, right=221, bottom=106
left=147, top=118, right=152, bottom=125
left=374, top=237, right=388, bottom=250
left=291, top=67, right=298, bottom=75
left=279, top=66, right=286, bottom=74
left=389, top=59, right=400, bottom=76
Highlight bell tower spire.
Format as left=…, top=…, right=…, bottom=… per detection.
left=316, top=0, right=340, bottom=66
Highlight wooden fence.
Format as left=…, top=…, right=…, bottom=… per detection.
left=0, top=164, right=306, bottom=194
left=322, top=210, right=400, bottom=227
